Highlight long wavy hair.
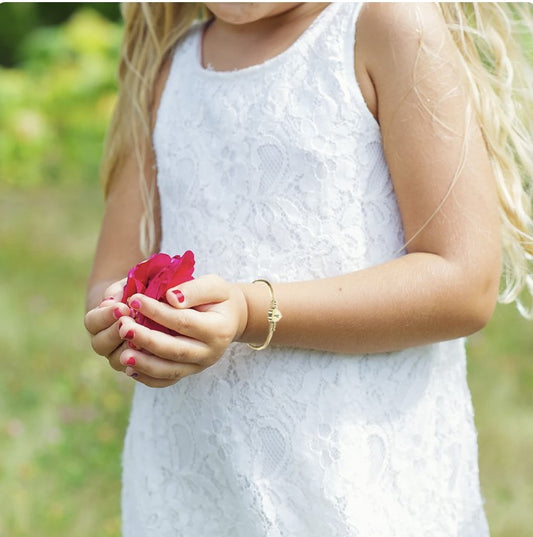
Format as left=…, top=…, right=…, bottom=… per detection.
left=100, top=3, right=533, bottom=317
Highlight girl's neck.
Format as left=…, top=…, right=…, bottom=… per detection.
left=202, top=3, right=329, bottom=72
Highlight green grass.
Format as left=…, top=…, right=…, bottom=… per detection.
left=0, top=182, right=532, bottom=536
left=0, top=184, right=131, bottom=536
left=468, top=306, right=533, bottom=537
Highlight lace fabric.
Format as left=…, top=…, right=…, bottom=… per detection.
left=122, top=3, right=489, bottom=536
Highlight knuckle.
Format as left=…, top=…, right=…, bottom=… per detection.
left=90, top=338, right=101, bottom=354
left=174, top=314, right=192, bottom=333
left=218, top=324, right=235, bottom=344
left=141, top=328, right=157, bottom=349
left=137, top=298, right=154, bottom=318
left=142, top=377, right=158, bottom=388
left=91, top=336, right=108, bottom=356
left=108, top=350, right=125, bottom=372
left=170, top=347, right=188, bottom=364
left=84, top=311, right=99, bottom=334
left=195, top=355, right=209, bottom=368
left=211, top=320, right=234, bottom=347
left=170, top=366, right=183, bottom=381
left=109, top=359, right=124, bottom=372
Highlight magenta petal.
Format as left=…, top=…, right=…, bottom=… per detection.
left=120, top=251, right=196, bottom=332
left=167, top=251, right=195, bottom=289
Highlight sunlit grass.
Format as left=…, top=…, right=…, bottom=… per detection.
left=468, top=305, right=533, bottom=537
left=0, top=185, right=131, bottom=537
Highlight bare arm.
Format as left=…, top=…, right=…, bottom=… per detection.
left=85, top=157, right=154, bottom=311
left=238, top=3, right=501, bottom=353
left=85, top=56, right=174, bottom=312
left=84, top=59, right=171, bottom=370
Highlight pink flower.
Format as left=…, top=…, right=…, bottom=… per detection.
left=121, top=251, right=195, bottom=334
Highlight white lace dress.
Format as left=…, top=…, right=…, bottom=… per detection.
left=121, top=3, right=489, bottom=536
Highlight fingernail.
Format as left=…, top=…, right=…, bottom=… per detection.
left=130, top=299, right=141, bottom=310
left=124, top=330, right=135, bottom=340
left=173, top=290, right=185, bottom=303
left=113, top=308, right=123, bottom=319
left=118, top=321, right=123, bottom=330
left=127, top=341, right=138, bottom=350
left=130, top=373, right=139, bottom=379
left=126, top=357, right=136, bottom=366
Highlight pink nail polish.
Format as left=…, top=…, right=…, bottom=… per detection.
left=173, top=290, right=185, bottom=303
left=127, top=341, right=138, bottom=350
left=113, top=308, right=123, bottom=319
left=124, top=330, right=135, bottom=340
left=130, top=299, right=141, bottom=310
left=126, top=357, right=136, bottom=366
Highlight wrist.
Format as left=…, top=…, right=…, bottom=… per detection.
left=231, top=283, right=250, bottom=342
left=247, top=280, right=282, bottom=351
left=235, top=281, right=278, bottom=346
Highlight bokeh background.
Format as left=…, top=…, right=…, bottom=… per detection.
left=0, top=3, right=532, bottom=536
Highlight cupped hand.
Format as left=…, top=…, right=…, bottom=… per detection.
left=116, top=274, right=248, bottom=388
left=84, top=278, right=130, bottom=371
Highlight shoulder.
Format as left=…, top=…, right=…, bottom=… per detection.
left=361, top=2, right=451, bottom=61
left=355, top=2, right=463, bottom=120
left=358, top=2, right=459, bottom=75
left=357, top=2, right=449, bottom=52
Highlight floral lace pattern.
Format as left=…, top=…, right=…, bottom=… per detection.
left=122, top=3, right=489, bottom=536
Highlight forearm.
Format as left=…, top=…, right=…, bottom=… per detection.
left=239, top=252, right=499, bottom=354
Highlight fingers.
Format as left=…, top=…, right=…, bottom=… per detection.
left=122, top=274, right=238, bottom=344
left=126, top=294, right=223, bottom=342
left=117, top=314, right=218, bottom=365
left=84, top=278, right=128, bottom=340
left=118, top=347, right=203, bottom=387
left=87, top=275, right=240, bottom=388
left=84, top=281, right=130, bottom=366
left=107, top=341, right=129, bottom=372
left=84, top=299, right=130, bottom=336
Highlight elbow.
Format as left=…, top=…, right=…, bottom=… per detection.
left=453, top=272, right=499, bottom=337
left=461, top=297, right=496, bottom=336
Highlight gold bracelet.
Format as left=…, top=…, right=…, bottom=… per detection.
left=247, top=279, right=282, bottom=351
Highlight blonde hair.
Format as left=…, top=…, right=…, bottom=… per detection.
left=100, top=3, right=207, bottom=255
left=100, top=2, right=533, bottom=316
left=439, top=3, right=533, bottom=317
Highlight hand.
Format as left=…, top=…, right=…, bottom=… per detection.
left=84, top=279, right=131, bottom=371
left=116, top=275, right=249, bottom=388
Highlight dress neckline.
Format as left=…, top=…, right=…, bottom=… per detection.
left=193, top=2, right=340, bottom=77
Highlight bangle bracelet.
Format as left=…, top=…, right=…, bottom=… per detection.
left=247, top=279, right=282, bottom=351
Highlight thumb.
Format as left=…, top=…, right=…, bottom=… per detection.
left=166, top=274, right=229, bottom=309
left=101, top=278, right=127, bottom=305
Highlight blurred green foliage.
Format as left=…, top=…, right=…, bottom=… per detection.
left=0, top=7, right=122, bottom=189
left=0, top=2, right=121, bottom=66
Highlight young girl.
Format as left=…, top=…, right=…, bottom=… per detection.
left=84, top=3, right=533, bottom=536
